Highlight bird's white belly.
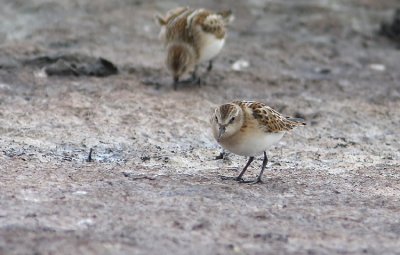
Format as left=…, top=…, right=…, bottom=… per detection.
left=199, top=34, right=225, bottom=62
left=221, top=132, right=285, bottom=157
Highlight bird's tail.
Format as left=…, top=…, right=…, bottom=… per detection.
left=286, top=117, right=306, bottom=126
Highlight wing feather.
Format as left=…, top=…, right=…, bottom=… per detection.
left=233, top=101, right=306, bottom=133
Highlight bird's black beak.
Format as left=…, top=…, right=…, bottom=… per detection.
left=217, top=126, right=225, bottom=141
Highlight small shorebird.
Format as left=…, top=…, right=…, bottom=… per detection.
left=211, top=101, right=306, bottom=184
left=156, top=7, right=233, bottom=89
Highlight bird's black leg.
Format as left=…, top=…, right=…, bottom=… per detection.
left=220, top=157, right=254, bottom=182
left=173, top=76, right=179, bottom=90
left=191, top=65, right=201, bottom=86
left=248, top=152, right=268, bottom=184
left=191, top=65, right=198, bottom=80
left=236, top=157, right=255, bottom=181
left=207, top=60, right=213, bottom=72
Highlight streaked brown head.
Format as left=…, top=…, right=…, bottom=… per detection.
left=211, top=103, right=243, bottom=141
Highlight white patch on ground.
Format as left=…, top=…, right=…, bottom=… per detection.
left=231, top=59, right=249, bottom=71
left=369, top=63, right=386, bottom=72
left=77, top=218, right=95, bottom=228
left=73, top=190, right=88, bottom=195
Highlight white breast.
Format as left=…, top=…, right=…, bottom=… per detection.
left=198, top=33, right=225, bottom=62
left=220, top=131, right=285, bottom=157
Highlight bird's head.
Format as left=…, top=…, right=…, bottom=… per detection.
left=211, top=103, right=243, bottom=141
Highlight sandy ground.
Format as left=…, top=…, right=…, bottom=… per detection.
left=1, top=0, right=400, bottom=254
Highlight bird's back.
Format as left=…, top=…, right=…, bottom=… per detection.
left=233, top=101, right=306, bottom=133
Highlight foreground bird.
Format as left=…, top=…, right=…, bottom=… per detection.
left=156, top=7, right=233, bottom=89
left=211, top=101, right=306, bottom=184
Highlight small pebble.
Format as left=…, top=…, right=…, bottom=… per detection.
left=231, top=59, right=249, bottom=71
left=369, top=64, right=386, bottom=72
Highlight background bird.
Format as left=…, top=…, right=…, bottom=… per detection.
left=156, top=7, right=234, bottom=89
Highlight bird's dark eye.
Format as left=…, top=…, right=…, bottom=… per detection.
left=215, top=116, right=218, bottom=121
left=229, top=117, right=235, bottom=123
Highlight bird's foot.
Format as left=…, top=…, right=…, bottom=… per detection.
left=176, top=76, right=201, bottom=86
left=219, top=175, right=244, bottom=182
left=190, top=76, right=201, bottom=86
left=239, top=177, right=263, bottom=185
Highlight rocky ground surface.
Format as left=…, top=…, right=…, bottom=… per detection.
left=0, top=0, right=400, bottom=254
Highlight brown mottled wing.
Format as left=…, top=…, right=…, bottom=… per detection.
left=234, top=101, right=305, bottom=133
